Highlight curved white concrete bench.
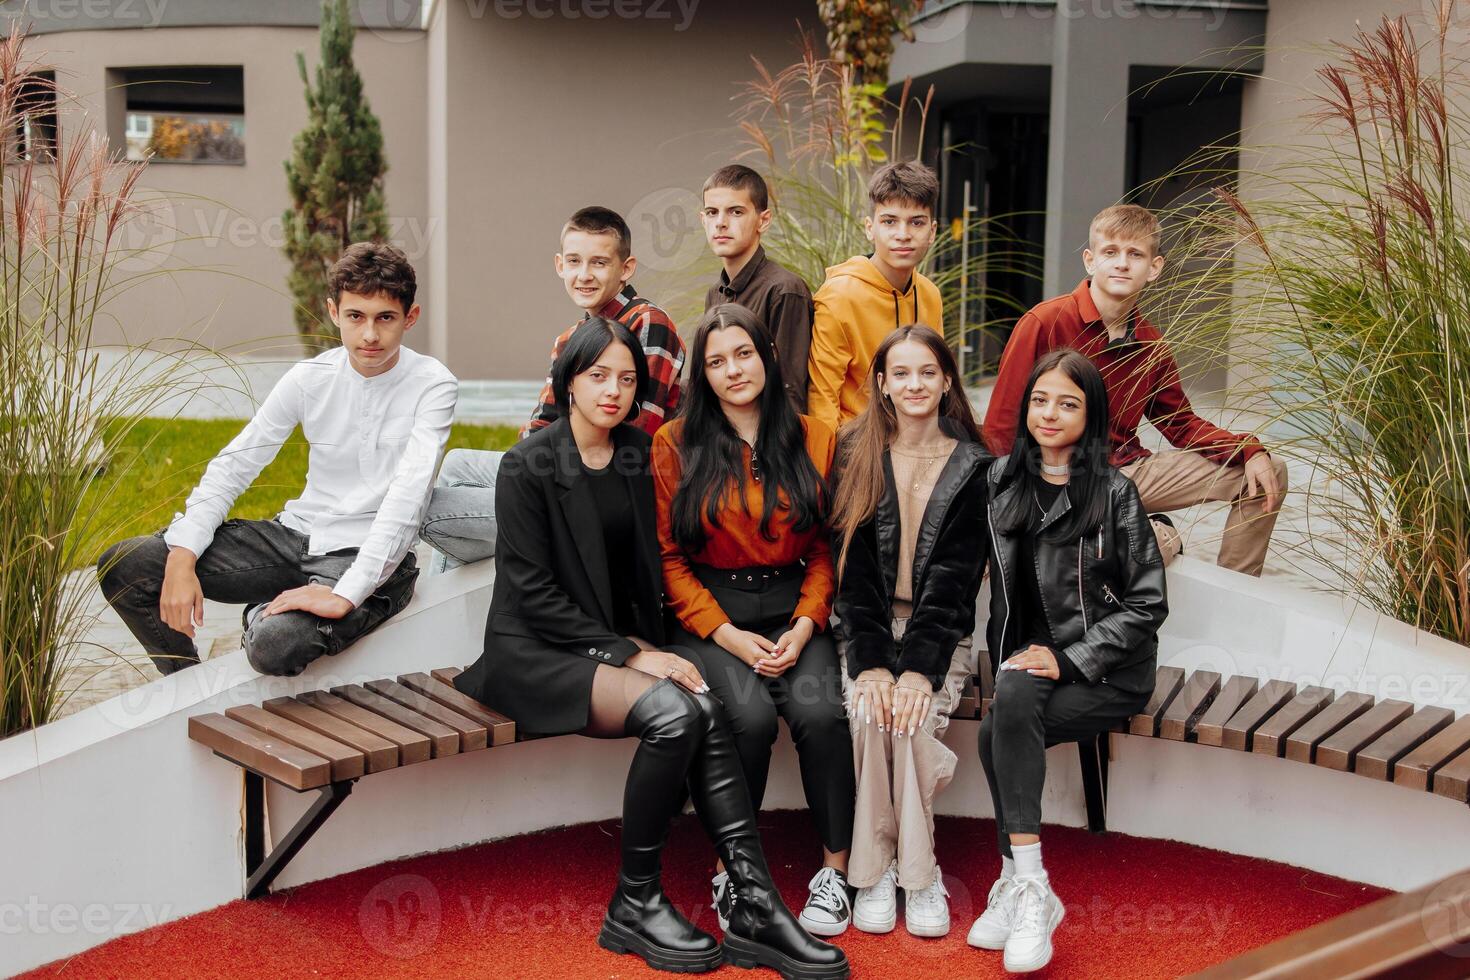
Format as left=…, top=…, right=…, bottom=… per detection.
left=2, top=556, right=1468, bottom=976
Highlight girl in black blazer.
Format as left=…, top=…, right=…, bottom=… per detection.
left=454, top=318, right=847, bottom=980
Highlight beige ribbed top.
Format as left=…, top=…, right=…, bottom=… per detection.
left=889, top=439, right=958, bottom=617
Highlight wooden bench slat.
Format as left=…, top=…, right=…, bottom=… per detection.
left=366, top=679, right=489, bottom=752
left=1395, top=714, right=1470, bottom=791
left=226, top=704, right=366, bottom=782
left=1188, top=869, right=1470, bottom=979
left=1220, top=679, right=1298, bottom=751
left=1159, top=670, right=1222, bottom=742
left=1354, top=706, right=1455, bottom=781
left=399, top=672, right=516, bottom=746
left=1128, top=665, right=1186, bottom=737
left=1195, top=675, right=1260, bottom=747
left=430, top=666, right=465, bottom=686
left=1432, top=745, right=1470, bottom=803
left=188, top=713, right=331, bottom=790
left=955, top=676, right=980, bottom=720
left=332, top=685, right=461, bottom=757
left=1253, top=686, right=1335, bottom=757
left=1284, top=691, right=1374, bottom=764
left=297, top=690, right=432, bottom=766
left=263, top=697, right=399, bottom=774
left=1314, top=699, right=1413, bottom=772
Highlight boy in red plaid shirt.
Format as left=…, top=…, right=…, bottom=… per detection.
left=419, top=207, right=685, bottom=572
left=522, top=207, right=684, bottom=437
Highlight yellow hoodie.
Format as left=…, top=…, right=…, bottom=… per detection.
left=805, top=256, right=944, bottom=431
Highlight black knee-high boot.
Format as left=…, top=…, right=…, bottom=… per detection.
left=682, top=689, right=850, bottom=980
left=597, top=680, right=723, bottom=973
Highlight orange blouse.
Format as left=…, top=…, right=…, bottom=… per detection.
left=653, top=416, right=836, bottom=639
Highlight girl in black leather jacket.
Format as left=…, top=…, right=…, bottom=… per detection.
left=970, top=349, right=1168, bottom=973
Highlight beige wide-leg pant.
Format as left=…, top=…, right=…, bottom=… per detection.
left=841, top=618, right=973, bottom=891
left=1120, top=449, right=1289, bottom=577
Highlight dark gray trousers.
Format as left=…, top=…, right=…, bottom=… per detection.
left=977, top=667, right=1148, bottom=855
left=97, top=518, right=418, bottom=677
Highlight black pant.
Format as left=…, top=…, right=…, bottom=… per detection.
left=672, top=567, right=855, bottom=855
left=97, top=518, right=418, bottom=677
left=978, top=667, right=1148, bottom=856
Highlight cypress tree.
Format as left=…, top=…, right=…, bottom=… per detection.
left=283, top=0, right=390, bottom=352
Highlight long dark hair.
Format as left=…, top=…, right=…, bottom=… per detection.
left=993, top=348, right=1112, bottom=542
left=832, top=324, right=980, bottom=575
left=671, top=304, right=826, bottom=551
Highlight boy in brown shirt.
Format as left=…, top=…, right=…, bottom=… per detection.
left=701, top=165, right=814, bottom=413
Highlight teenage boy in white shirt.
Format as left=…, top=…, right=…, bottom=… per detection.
left=97, top=242, right=457, bottom=677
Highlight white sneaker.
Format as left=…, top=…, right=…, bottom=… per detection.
left=852, top=861, right=898, bottom=933
left=904, top=866, right=951, bottom=937
left=967, top=874, right=1018, bottom=949
left=1003, top=876, right=1064, bottom=973
left=711, top=871, right=733, bottom=931
left=797, top=866, right=852, bottom=937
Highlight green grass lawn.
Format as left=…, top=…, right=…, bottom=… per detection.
left=76, top=418, right=517, bottom=569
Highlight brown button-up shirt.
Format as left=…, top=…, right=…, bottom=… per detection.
left=705, top=246, right=814, bottom=413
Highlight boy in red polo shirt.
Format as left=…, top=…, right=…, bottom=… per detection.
left=983, top=204, right=1286, bottom=576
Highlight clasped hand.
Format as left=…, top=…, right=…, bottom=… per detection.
left=852, top=668, right=934, bottom=737
left=714, top=616, right=815, bottom=678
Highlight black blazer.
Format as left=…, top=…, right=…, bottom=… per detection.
left=835, top=440, right=990, bottom=690
left=453, top=418, right=665, bottom=735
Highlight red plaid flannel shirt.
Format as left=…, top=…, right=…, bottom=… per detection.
left=521, top=286, right=684, bottom=439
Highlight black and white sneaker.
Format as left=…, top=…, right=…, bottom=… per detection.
left=711, top=870, right=734, bottom=931
left=798, top=866, right=853, bottom=937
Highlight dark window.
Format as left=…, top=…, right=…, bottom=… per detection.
left=12, top=71, right=58, bottom=163
left=115, top=66, right=244, bottom=164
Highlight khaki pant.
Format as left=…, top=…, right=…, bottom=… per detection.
left=840, top=620, right=973, bottom=891
left=1120, top=450, right=1289, bottom=577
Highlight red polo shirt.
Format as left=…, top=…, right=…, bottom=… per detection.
left=982, top=279, right=1264, bottom=467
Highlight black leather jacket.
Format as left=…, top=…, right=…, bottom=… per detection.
left=836, top=440, right=990, bottom=690
left=984, top=456, right=1168, bottom=695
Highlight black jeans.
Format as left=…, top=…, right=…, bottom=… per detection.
left=977, top=667, right=1148, bottom=856
left=97, top=518, right=418, bottom=677
left=672, top=566, right=855, bottom=855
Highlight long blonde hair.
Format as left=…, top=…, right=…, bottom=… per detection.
left=830, top=324, right=981, bottom=577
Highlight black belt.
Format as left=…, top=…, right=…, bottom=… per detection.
left=692, top=562, right=804, bottom=592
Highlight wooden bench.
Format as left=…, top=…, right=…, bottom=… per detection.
left=189, top=666, right=513, bottom=898
left=953, top=664, right=1470, bottom=834
left=198, top=660, right=1469, bottom=899
left=1189, top=868, right=1470, bottom=978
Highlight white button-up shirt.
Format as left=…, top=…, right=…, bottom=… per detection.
left=164, top=346, right=458, bottom=607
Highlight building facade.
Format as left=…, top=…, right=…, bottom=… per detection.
left=10, top=0, right=1424, bottom=381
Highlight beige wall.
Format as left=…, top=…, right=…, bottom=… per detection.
left=427, top=0, right=814, bottom=379
left=26, top=25, right=429, bottom=358
left=1231, top=0, right=1422, bottom=391
left=25, top=3, right=822, bottom=379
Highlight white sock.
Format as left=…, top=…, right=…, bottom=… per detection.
left=1001, top=856, right=1016, bottom=879
left=1012, top=842, right=1045, bottom=881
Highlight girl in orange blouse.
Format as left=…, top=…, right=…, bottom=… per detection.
left=654, top=304, right=856, bottom=938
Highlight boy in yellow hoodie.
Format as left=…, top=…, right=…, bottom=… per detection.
left=807, top=161, right=944, bottom=430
